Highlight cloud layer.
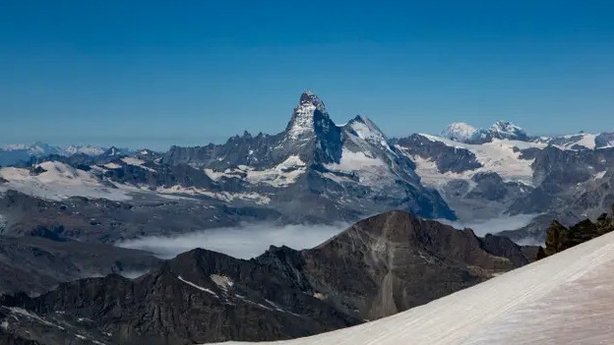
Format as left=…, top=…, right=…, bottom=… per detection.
left=437, top=213, right=539, bottom=237
left=116, top=222, right=348, bottom=260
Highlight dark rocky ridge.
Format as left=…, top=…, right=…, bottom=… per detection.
left=0, top=210, right=530, bottom=345
left=0, top=189, right=283, bottom=243
left=537, top=205, right=614, bottom=259
left=0, top=235, right=162, bottom=295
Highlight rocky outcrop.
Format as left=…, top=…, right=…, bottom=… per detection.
left=537, top=205, right=614, bottom=259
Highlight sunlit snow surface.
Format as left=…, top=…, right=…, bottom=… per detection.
left=0, top=161, right=132, bottom=201
left=213, top=231, right=614, bottom=345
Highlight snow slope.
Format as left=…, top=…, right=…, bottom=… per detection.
left=213, top=231, right=614, bottom=345
left=0, top=161, right=131, bottom=201
left=412, top=134, right=546, bottom=185
left=440, top=122, right=477, bottom=142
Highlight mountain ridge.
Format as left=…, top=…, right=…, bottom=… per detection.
left=0, top=210, right=530, bottom=345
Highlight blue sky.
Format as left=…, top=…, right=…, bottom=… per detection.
left=1, top=1, right=613, bottom=150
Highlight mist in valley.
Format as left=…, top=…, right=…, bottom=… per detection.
left=116, top=222, right=349, bottom=259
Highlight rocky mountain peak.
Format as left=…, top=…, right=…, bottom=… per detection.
left=440, top=120, right=530, bottom=143
left=299, top=90, right=326, bottom=113
left=285, top=91, right=330, bottom=141
left=345, top=115, right=388, bottom=144
left=489, top=120, right=528, bottom=141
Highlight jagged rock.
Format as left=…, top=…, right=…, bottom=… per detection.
left=539, top=207, right=614, bottom=258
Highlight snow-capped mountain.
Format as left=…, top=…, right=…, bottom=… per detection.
left=489, top=120, right=529, bottom=141
left=2, top=91, right=614, bottom=244
left=440, top=122, right=477, bottom=142
left=441, top=120, right=529, bottom=144
left=161, top=91, right=455, bottom=221
left=63, top=144, right=106, bottom=156
left=0, top=142, right=106, bottom=166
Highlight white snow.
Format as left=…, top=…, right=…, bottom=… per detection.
left=8, top=307, right=63, bottom=329
left=210, top=274, right=234, bottom=292
left=2, top=143, right=28, bottom=151
left=553, top=133, right=597, bottom=150
left=0, top=320, right=7, bottom=330
left=204, top=156, right=306, bottom=188
left=103, top=162, right=122, bottom=169
left=490, top=120, right=525, bottom=137
left=63, top=145, right=105, bottom=156
left=327, top=149, right=385, bottom=171
left=594, top=170, right=607, bottom=180
left=440, top=122, right=477, bottom=142
left=121, top=157, right=156, bottom=172
left=0, top=161, right=132, bottom=201
left=325, top=148, right=387, bottom=186
left=409, top=135, right=544, bottom=185
left=214, top=231, right=614, bottom=345
left=575, top=133, right=597, bottom=150
left=156, top=185, right=271, bottom=205
left=2, top=143, right=104, bottom=156
left=348, top=116, right=386, bottom=143
left=177, top=276, right=218, bottom=297
left=286, top=103, right=316, bottom=140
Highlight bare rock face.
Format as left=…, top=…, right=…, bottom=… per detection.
left=291, top=211, right=526, bottom=320
left=538, top=206, right=614, bottom=259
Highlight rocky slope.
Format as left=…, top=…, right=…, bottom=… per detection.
left=0, top=235, right=161, bottom=296
left=0, top=211, right=530, bottom=345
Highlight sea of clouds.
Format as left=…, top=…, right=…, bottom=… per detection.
left=116, top=222, right=348, bottom=260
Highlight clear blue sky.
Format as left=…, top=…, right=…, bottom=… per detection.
left=1, top=1, right=613, bottom=150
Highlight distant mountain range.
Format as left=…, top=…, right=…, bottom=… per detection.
left=1, top=91, right=614, bottom=345
left=1, top=91, right=614, bottom=245
left=0, top=143, right=137, bottom=167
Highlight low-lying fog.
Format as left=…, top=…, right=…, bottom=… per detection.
left=438, top=213, right=539, bottom=237
left=116, top=214, right=539, bottom=260
left=116, top=223, right=348, bottom=259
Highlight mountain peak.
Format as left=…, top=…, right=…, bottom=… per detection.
left=489, top=120, right=528, bottom=141
left=285, top=90, right=329, bottom=140
left=346, top=115, right=388, bottom=143
left=440, top=120, right=529, bottom=143
left=299, top=90, right=326, bottom=113
left=441, top=122, right=477, bottom=142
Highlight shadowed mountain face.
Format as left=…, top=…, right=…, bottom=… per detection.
left=0, top=235, right=162, bottom=296
left=0, top=211, right=529, bottom=345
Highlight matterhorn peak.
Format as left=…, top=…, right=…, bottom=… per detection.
left=299, top=90, right=326, bottom=113
left=285, top=90, right=330, bottom=140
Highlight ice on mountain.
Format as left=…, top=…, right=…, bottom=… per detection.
left=0, top=161, right=132, bottom=201
left=177, top=276, right=218, bottom=297
left=441, top=120, right=529, bottom=143
left=412, top=134, right=544, bottom=185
